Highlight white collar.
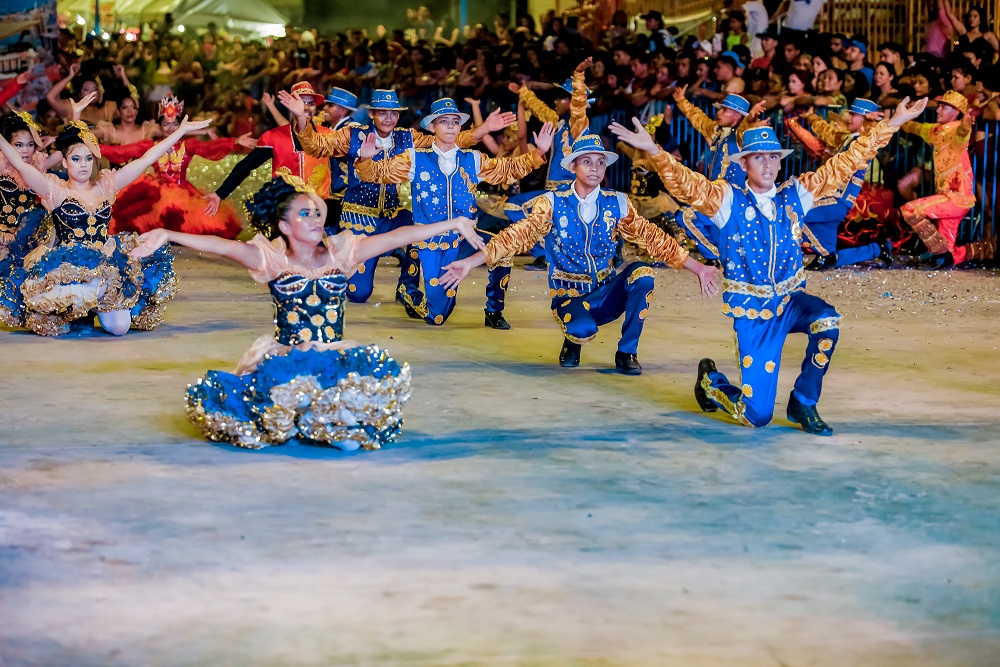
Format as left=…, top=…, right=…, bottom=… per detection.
left=572, top=182, right=601, bottom=205
left=433, top=142, right=458, bottom=158
left=748, top=185, right=778, bottom=201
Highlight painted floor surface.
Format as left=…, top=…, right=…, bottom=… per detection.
left=1, top=251, right=999, bottom=666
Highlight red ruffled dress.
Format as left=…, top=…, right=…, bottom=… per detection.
left=102, top=138, right=244, bottom=238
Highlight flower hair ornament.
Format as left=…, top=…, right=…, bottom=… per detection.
left=6, top=111, right=43, bottom=146
left=62, top=120, right=102, bottom=158
left=158, top=94, right=184, bottom=122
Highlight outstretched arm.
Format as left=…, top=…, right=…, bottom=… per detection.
left=469, top=105, right=502, bottom=154
left=0, top=71, right=28, bottom=107
left=0, top=133, right=51, bottom=194
left=735, top=99, right=768, bottom=144
left=114, top=116, right=212, bottom=191
left=514, top=82, right=561, bottom=125
left=611, top=117, right=727, bottom=217
left=356, top=215, right=484, bottom=264
left=295, top=119, right=352, bottom=158
left=354, top=136, right=412, bottom=184
left=262, top=92, right=289, bottom=127
left=476, top=122, right=552, bottom=184
left=466, top=107, right=517, bottom=146
left=617, top=198, right=718, bottom=299
left=45, top=64, right=78, bottom=119
left=804, top=111, right=851, bottom=150
left=439, top=194, right=555, bottom=288
left=673, top=85, right=717, bottom=140
left=796, top=98, right=922, bottom=208
left=130, top=228, right=263, bottom=270
left=568, top=61, right=591, bottom=140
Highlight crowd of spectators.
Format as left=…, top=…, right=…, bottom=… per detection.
left=2, top=0, right=998, bottom=252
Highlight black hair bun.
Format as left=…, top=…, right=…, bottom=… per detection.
left=245, top=176, right=302, bottom=239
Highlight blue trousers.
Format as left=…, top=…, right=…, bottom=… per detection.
left=675, top=207, right=720, bottom=261
left=415, top=229, right=510, bottom=325
left=701, top=292, right=841, bottom=427
left=551, top=262, right=656, bottom=354
left=802, top=201, right=881, bottom=267
left=338, top=211, right=423, bottom=305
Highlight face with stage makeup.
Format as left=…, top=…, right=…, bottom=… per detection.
left=277, top=193, right=327, bottom=246
left=63, top=143, right=95, bottom=183
left=119, top=97, right=139, bottom=125
left=570, top=152, right=607, bottom=189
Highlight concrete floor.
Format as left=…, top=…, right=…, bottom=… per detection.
left=2, top=250, right=999, bottom=666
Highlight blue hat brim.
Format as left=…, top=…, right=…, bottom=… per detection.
left=713, top=101, right=750, bottom=116
left=420, top=111, right=470, bottom=131
left=325, top=98, right=359, bottom=110
left=729, top=147, right=793, bottom=161
left=559, top=148, right=619, bottom=171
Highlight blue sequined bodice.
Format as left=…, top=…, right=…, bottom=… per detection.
left=53, top=196, right=112, bottom=245
left=0, top=175, right=37, bottom=236
left=269, top=271, right=347, bottom=345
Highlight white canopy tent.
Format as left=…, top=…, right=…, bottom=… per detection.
left=57, top=0, right=288, bottom=36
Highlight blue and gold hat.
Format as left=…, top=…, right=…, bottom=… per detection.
left=369, top=89, right=408, bottom=111
left=325, top=87, right=359, bottom=111
left=559, top=134, right=619, bottom=170
left=420, top=97, right=470, bottom=130
left=729, top=126, right=793, bottom=160
left=713, top=93, right=751, bottom=116
left=556, top=78, right=597, bottom=105
left=848, top=98, right=881, bottom=116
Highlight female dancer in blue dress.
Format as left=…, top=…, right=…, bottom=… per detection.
left=130, top=171, right=484, bottom=451
left=0, top=114, right=211, bottom=336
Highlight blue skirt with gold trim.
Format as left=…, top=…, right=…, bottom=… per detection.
left=185, top=344, right=412, bottom=451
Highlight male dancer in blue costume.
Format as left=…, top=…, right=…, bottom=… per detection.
left=354, top=97, right=554, bottom=329
left=281, top=89, right=514, bottom=317
left=671, top=86, right=765, bottom=265
left=318, top=87, right=360, bottom=224
left=786, top=99, right=895, bottom=270
left=611, top=97, right=927, bottom=434
left=507, top=58, right=594, bottom=270
left=439, top=135, right=719, bottom=374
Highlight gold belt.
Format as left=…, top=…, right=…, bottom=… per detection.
left=342, top=202, right=401, bottom=218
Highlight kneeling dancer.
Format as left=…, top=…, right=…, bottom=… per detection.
left=611, top=97, right=926, bottom=434
left=441, top=135, right=719, bottom=374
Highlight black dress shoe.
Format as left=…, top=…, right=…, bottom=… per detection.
left=559, top=339, right=581, bottom=367
left=484, top=310, right=511, bottom=330
left=879, top=240, right=895, bottom=269
left=805, top=253, right=837, bottom=271
left=786, top=392, right=833, bottom=436
left=694, top=358, right=719, bottom=412
left=524, top=256, right=548, bottom=271
left=614, top=351, right=642, bottom=375
left=929, top=253, right=955, bottom=270
left=396, top=293, right=423, bottom=319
